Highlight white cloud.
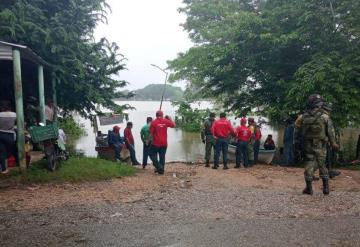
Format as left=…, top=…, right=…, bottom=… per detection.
left=95, top=0, right=192, bottom=90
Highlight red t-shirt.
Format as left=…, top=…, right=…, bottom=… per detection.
left=124, top=127, right=134, bottom=145
left=150, top=117, right=176, bottom=147
left=255, top=127, right=262, bottom=141
left=211, top=118, right=234, bottom=138
left=236, top=125, right=251, bottom=142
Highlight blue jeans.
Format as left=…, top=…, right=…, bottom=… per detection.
left=254, top=140, right=260, bottom=164
left=236, top=141, right=249, bottom=167
left=150, top=145, right=167, bottom=173
left=113, top=143, right=123, bottom=160
left=214, top=138, right=229, bottom=167
left=126, top=143, right=139, bottom=165
left=142, top=143, right=151, bottom=166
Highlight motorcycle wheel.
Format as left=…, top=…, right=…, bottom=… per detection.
left=47, top=151, right=57, bottom=172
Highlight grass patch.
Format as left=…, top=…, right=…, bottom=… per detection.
left=1, top=157, right=136, bottom=185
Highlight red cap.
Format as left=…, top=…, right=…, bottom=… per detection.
left=241, top=118, right=247, bottom=125
left=113, top=125, right=121, bottom=133
left=156, top=110, right=164, bottom=117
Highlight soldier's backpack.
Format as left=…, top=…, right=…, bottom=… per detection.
left=301, top=110, right=327, bottom=140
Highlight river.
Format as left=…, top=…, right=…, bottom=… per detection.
left=74, top=101, right=284, bottom=162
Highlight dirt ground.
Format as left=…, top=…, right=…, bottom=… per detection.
left=1, top=163, right=360, bottom=246
left=1, top=163, right=360, bottom=214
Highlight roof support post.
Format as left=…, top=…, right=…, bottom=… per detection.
left=12, top=49, right=26, bottom=171
left=38, top=65, right=46, bottom=125
left=52, top=76, right=58, bottom=123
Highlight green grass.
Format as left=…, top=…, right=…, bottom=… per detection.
left=1, top=157, right=136, bottom=185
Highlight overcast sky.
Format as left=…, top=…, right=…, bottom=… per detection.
left=95, top=0, right=192, bottom=90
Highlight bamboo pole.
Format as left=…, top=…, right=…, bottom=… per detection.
left=12, top=49, right=26, bottom=171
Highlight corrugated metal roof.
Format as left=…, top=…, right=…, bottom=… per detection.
left=0, top=41, right=49, bottom=66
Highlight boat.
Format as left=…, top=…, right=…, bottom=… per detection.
left=228, top=144, right=276, bottom=164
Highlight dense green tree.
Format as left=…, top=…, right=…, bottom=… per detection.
left=0, top=0, right=130, bottom=116
left=169, top=0, right=360, bottom=127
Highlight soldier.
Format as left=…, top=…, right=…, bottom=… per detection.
left=247, top=118, right=255, bottom=166
left=201, top=112, right=216, bottom=167
left=300, top=94, right=339, bottom=195
left=322, top=103, right=341, bottom=179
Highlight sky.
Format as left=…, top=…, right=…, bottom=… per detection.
left=95, top=0, right=193, bottom=91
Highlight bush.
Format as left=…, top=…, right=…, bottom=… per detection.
left=172, top=100, right=210, bottom=132
left=59, top=117, right=86, bottom=139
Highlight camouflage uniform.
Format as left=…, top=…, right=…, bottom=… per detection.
left=247, top=119, right=255, bottom=165
left=299, top=96, right=337, bottom=195
left=201, top=117, right=215, bottom=166
left=301, top=108, right=336, bottom=181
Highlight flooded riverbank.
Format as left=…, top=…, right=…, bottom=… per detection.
left=74, top=101, right=360, bottom=162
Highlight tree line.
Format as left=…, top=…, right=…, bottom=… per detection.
left=169, top=0, right=360, bottom=128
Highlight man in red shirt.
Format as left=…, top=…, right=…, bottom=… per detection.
left=235, top=118, right=251, bottom=168
left=211, top=112, right=235, bottom=169
left=149, top=110, right=176, bottom=175
left=124, top=122, right=140, bottom=166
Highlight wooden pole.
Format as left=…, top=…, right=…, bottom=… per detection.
left=38, top=65, right=46, bottom=124
left=12, top=49, right=26, bottom=171
left=52, top=76, right=58, bottom=123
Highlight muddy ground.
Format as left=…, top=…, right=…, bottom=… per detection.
left=1, top=163, right=360, bottom=247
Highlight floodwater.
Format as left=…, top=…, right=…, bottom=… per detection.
left=75, top=101, right=282, bottom=162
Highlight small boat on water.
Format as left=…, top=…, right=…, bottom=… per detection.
left=228, top=144, right=276, bottom=164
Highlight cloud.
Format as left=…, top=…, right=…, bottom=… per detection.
left=95, top=0, right=192, bottom=90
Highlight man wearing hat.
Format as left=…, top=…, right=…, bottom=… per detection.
left=149, top=110, right=176, bottom=175
left=108, top=125, right=124, bottom=162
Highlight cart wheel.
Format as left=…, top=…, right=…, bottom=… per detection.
left=47, top=152, right=57, bottom=172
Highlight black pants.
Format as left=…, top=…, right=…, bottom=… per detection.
left=150, top=145, right=167, bottom=173
left=142, top=143, right=151, bottom=166
left=0, top=132, right=15, bottom=171
left=236, top=141, right=249, bottom=167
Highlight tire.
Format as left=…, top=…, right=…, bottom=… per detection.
left=47, top=151, right=57, bottom=172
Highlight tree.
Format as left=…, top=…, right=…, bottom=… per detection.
left=0, top=0, right=131, bottom=116
left=169, top=0, right=360, bottom=127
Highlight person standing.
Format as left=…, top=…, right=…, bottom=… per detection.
left=247, top=118, right=255, bottom=166
left=0, top=101, right=16, bottom=174
left=300, top=94, right=339, bottom=195
left=149, top=111, right=176, bottom=175
left=140, top=117, right=153, bottom=169
left=201, top=112, right=216, bottom=167
left=235, top=118, right=251, bottom=168
left=283, top=119, right=295, bottom=165
left=253, top=122, right=262, bottom=164
left=211, top=112, right=235, bottom=170
left=124, top=122, right=140, bottom=166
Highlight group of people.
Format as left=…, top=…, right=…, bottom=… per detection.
left=201, top=112, right=264, bottom=169
left=104, top=110, right=175, bottom=175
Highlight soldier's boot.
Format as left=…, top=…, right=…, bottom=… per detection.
left=205, top=160, right=210, bottom=168
left=223, top=164, right=229, bottom=170
left=302, top=181, right=313, bottom=195
left=322, top=178, right=330, bottom=195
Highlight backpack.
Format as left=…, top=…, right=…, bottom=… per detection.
left=301, top=110, right=327, bottom=140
